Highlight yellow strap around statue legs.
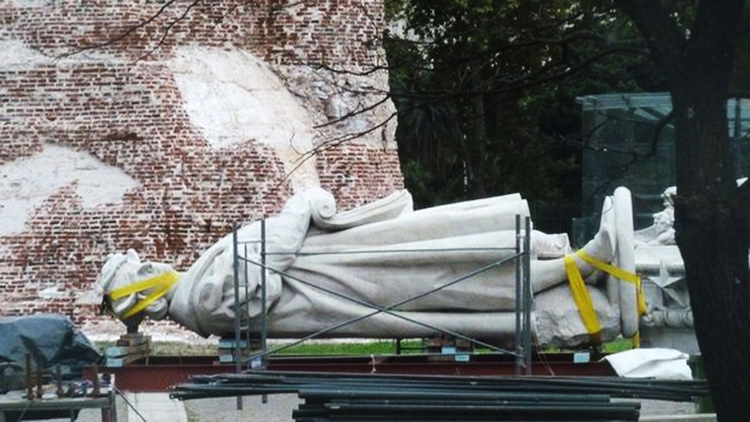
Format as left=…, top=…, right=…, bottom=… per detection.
left=575, top=250, right=647, bottom=347
left=564, top=255, right=602, bottom=344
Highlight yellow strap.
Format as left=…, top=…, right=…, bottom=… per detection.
left=575, top=250, right=647, bottom=347
left=576, top=250, right=647, bottom=315
left=564, top=255, right=602, bottom=343
left=576, top=250, right=638, bottom=283
left=107, top=270, right=180, bottom=319
left=109, top=270, right=179, bottom=300
left=121, top=276, right=178, bottom=319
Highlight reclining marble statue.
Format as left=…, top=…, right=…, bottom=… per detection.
left=99, top=187, right=644, bottom=348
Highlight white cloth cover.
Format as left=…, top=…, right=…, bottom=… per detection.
left=604, top=348, right=692, bottom=380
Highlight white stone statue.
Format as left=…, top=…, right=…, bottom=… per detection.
left=631, top=178, right=748, bottom=353
left=98, top=188, right=629, bottom=347
left=635, top=187, right=676, bottom=246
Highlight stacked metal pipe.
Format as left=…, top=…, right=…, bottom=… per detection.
left=171, top=371, right=709, bottom=421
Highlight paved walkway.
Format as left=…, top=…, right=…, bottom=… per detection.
left=64, top=393, right=712, bottom=422
left=124, top=393, right=188, bottom=422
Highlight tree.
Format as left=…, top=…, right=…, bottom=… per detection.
left=384, top=0, right=662, bottom=209
left=389, top=2, right=750, bottom=418
left=617, top=1, right=750, bottom=420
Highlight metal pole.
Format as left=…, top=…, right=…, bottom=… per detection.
left=523, top=216, right=532, bottom=375
left=260, top=219, right=268, bottom=404
left=244, top=243, right=250, bottom=359
left=289, top=246, right=514, bottom=256
left=514, top=215, right=522, bottom=376
left=261, top=219, right=268, bottom=363
left=25, top=354, right=33, bottom=400
left=734, top=97, right=742, bottom=177
left=231, top=223, right=243, bottom=410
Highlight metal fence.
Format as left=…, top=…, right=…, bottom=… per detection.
left=528, top=199, right=581, bottom=241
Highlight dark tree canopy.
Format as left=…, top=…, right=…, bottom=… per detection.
left=387, top=1, right=750, bottom=420
left=384, top=0, right=663, bottom=209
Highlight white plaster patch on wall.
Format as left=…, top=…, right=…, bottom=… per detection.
left=0, top=40, right=50, bottom=69
left=0, top=40, right=121, bottom=70
left=167, top=46, right=320, bottom=190
left=7, top=0, right=49, bottom=8
left=38, top=286, right=65, bottom=300
left=0, top=144, right=140, bottom=236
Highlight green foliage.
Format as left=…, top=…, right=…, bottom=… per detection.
left=95, top=340, right=425, bottom=357
left=600, top=337, right=633, bottom=353
left=731, top=5, right=750, bottom=92
left=95, top=340, right=219, bottom=356
left=275, top=340, right=422, bottom=355
left=541, top=336, right=632, bottom=354
left=385, top=0, right=662, bottom=209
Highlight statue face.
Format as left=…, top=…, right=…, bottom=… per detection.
left=653, top=209, right=674, bottom=233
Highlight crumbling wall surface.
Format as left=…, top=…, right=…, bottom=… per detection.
left=0, top=0, right=403, bottom=330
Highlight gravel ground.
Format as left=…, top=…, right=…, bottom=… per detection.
left=184, top=394, right=302, bottom=422
left=41, top=393, right=301, bottom=422
left=42, top=393, right=701, bottom=422
left=186, top=396, right=700, bottom=422
left=182, top=396, right=698, bottom=422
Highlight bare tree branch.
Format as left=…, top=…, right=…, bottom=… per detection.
left=313, top=95, right=393, bottom=129
left=270, top=112, right=399, bottom=193
left=616, top=0, right=686, bottom=73
left=314, top=30, right=644, bottom=78
left=59, top=0, right=186, bottom=58
left=377, top=45, right=649, bottom=102
left=136, top=0, right=204, bottom=61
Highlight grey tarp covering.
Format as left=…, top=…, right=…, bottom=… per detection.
left=0, top=314, right=101, bottom=371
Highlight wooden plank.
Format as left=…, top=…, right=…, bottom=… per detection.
left=105, top=352, right=148, bottom=368
left=106, top=333, right=151, bottom=368
left=217, top=339, right=260, bottom=349
left=115, top=334, right=149, bottom=347
left=105, top=344, right=150, bottom=358
left=218, top=354, right=235, bottom=364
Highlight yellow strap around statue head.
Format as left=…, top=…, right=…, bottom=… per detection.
left=107, top=270, right=180, bottom=319
left=564, top=255, right=602, bottom=343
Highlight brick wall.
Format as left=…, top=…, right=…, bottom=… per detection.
left=0, top=0, right=403, bottom=333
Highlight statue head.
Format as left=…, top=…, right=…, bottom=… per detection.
left=653, top=208, right=674, bottom=234
left=98, top=249, right=174, bottom=322
left=662, top=186, right=676, bottom=209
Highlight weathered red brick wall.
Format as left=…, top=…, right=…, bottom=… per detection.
left=0, top=0, right=403, bottom=332
left=1, top=1, right=384, bottom=63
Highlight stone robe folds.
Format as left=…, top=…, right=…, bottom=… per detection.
left=162, top=188, right=620, bottom=347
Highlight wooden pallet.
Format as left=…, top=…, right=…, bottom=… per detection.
left=105, top=334, right=151, bottom=368
left=426, top=337, right=474, bottom=362
left=217, top=338, right=262, bottom=364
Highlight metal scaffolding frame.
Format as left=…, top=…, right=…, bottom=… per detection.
left=230, top=215, right=533, bottom=377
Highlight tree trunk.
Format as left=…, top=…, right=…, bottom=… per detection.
left=671, top=82, right=750, bottom=422
left=617, top=1, right=750, bottom=420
